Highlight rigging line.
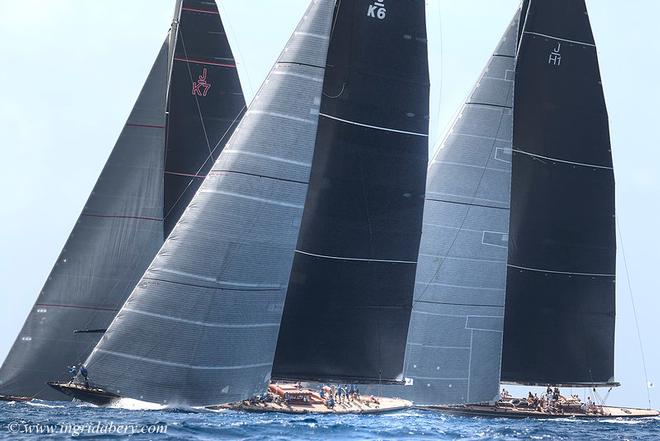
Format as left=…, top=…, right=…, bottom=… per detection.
left=178, top=30, right=214, bottom=162
left=617, top=216, right=652, bottom=409
left=417, top=35, right=515, bottom=305
left=432, top=0, right=444, bottom=151
left=218, top=2, right=255, bottom=99
left=162, top=106, right=246, bottom=222
left=329, top=0, right=342, bottom=43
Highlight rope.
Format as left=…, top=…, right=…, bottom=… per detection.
left=616, top=217, right=653, bottom=409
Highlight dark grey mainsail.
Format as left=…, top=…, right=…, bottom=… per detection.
left=501, top=0, right=616, bottom=386
left=82, top=0, right=336, bottom=407
left=0, top=0, right=245, bottom=401
left=376, top=12, right=518, bottom=406
left=272, top=0, right=430, bottom=385
left=164, top=0, right=246, bottom=236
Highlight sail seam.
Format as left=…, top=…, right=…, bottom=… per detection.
left=426, top=198, right=509, bottom=211
left=294, top=31, right=330, bottom=40
left=125, top=123, right=166, bottom=129
left=210, top=169, right=308, bottom=186
left=408, top=343, right=470, bottom=350
left=271, top=71, right=324, bottom=83
left=430, top=159, right=510, bottom=172
left=122, top=308, right=279, bottom=329
left=524, top=31, right=595, bottom=47
left=418, top=253, right=506, bottom=264
left=415, top=281, right=505, bottom=291
left=413, top=310, right=502, bottom=319
left=173, top=56, right=235, bottom=68
left=512, top=148, right=613, bottom=169
left=153, top=269, right=285, bottom=289
left=295, top=249, right=416, bottom=264
left=200, top=189, right=304, bottom=209
left=35, top=303, right=118, bottom=312
left=142, top=276, right=281, bottom=292
left=427, top=191, right=508, bottom=207
left=95, top=349, right=272, bottom=370
left=415, top=299, right=504, bottom=308
left=466, top=102, right=512, bottom=110
left=507, top=263, right=615, bottom=277
left=247, top=110, right=316, bottom=125
left=319, top=113, right=428, bottom=137
left=81, top=213, right=163, bottom=222
left=181, top=6, right=219, bottom=15
left=277, top=61, right=326, bottom=70
left=221, top=149, right=311, bottom=167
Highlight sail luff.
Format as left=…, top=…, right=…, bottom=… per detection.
left=501, top=0, right=616, bottom=386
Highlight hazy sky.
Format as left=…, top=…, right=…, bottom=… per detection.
left=0, top=0, right=657, bottom=408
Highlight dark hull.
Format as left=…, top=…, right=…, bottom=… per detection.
left=0, top=394, right=32, bottom=402
left=47, top=382, right=119, bottom=406
left=423, top=404, right=659, bottom=419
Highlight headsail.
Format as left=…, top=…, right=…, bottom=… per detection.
left=82, top=0, right=336, bottom=407
left=272, top=0, right=430, bottom=385
left=501, top=0, right=616, bottom=386
left=384, top=12, right=518, bottom=405
left=0, top=0, right=245, bottom=400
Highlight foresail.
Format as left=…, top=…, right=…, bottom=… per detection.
left=164, top=0, right=246, bottom=236
left=272, top=0, right=430, bottom=385
left=501, top=0, right=616, bottom=386
left=390, top=13, right=519, bottom=406
left=83, top=0, right=336, bottom=407
left=0, top=42, right=169, bottom=401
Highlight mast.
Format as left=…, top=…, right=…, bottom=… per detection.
left=501, top=0, right=616, bottom=387
left=81, top=0, right=337, bottom=407
left=272, top=0, right=430, bottom=386
left=0, top=0, right=246, bottom=401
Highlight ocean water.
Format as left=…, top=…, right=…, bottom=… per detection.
left=0, top=401, right=658, bottom=440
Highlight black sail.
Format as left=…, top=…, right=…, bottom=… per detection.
left=501, top=0, right=616, bottom=386
left=272, top=0, right=430, bottom=384
left=164, top=0, right=246, bottom=235
left=0, top=1, right=245, bottom=400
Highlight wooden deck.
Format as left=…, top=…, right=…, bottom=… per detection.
left=223, top=396, right=411, bottom=414
left=209, top=383, right=411, bottom=414
left=424, top=403, right=659, bottom=419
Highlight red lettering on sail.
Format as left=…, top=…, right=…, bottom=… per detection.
left=192, top=68, right=212, bottom=97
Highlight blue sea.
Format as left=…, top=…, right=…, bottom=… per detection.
left=0, top=401, right=658, bottom=440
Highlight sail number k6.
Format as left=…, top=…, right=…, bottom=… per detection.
left=367, top=1, right=386, bottom=20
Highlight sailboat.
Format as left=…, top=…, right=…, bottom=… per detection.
left=48, top=0, right=429, bottom=413
left=237, top=0, right=430, bottom=414
left=390, top=0, right=657, bottom=418
left=0, top=0, right=246, bottom=402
